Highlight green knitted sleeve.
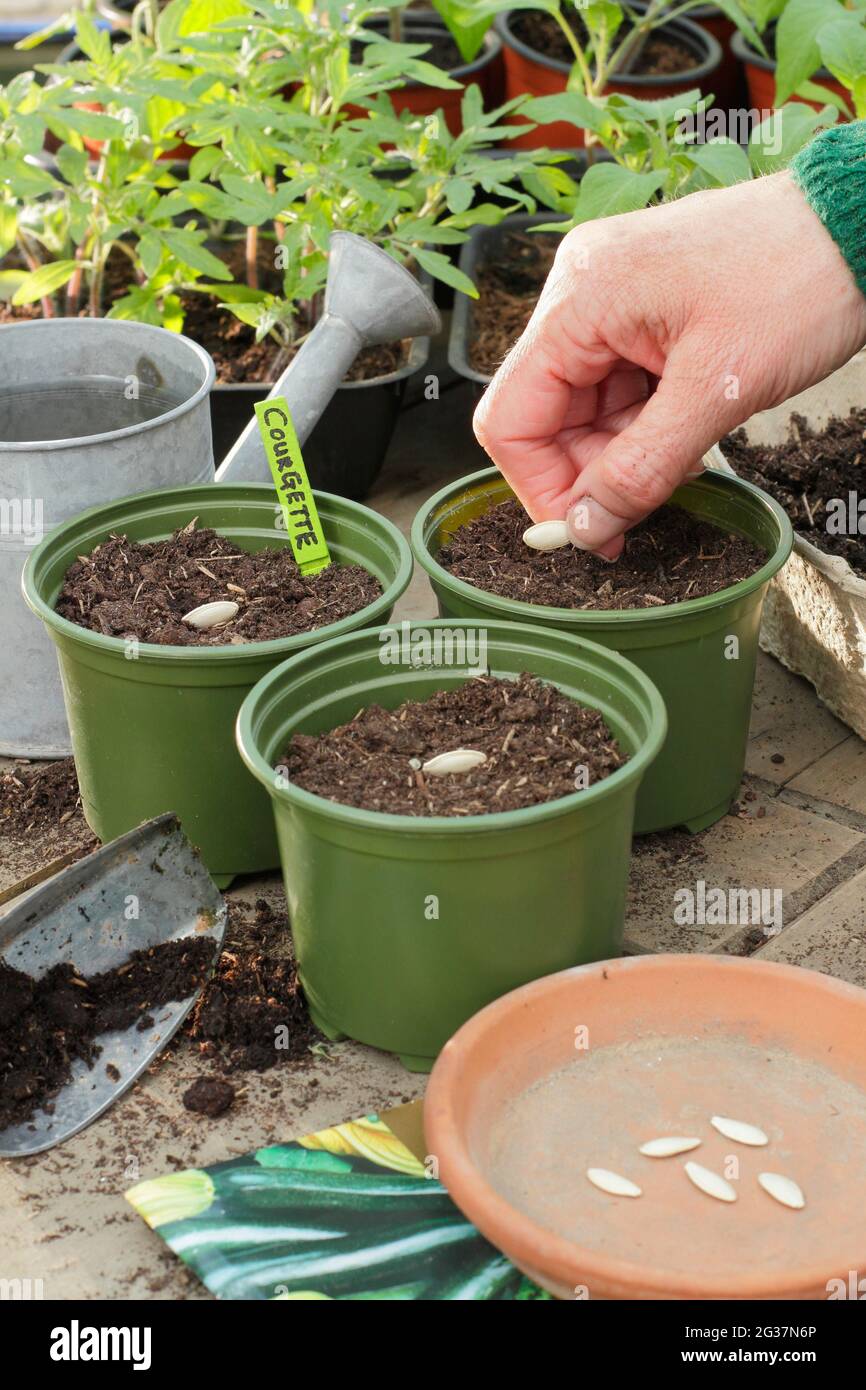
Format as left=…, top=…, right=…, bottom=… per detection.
left=791, top=121, right=866, bottom=301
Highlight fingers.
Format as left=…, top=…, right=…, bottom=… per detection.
left=473, top=323, right=617, bottom=518
left=565, top=374, right=713, bottom=555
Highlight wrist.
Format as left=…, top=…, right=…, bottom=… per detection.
left=792, top=123, right=866, bottom=305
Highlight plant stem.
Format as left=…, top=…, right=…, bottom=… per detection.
left=16, top=234, right=54, bottom=318
left=88, top=243, right=106, bottom=317
left=245, top=224, right=259, bottom=289
left=389, top=5, right=403, bottom=45
left=266, top=177, right=285, bottom=245
left=66, top=243, right=88, bottom=315
left=553, top=11, right=593, bottom=93
left=607, top=0, right=667, bottom=79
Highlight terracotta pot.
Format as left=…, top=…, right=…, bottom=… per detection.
left=425, top=953, right=866, bottom=1300
left=731, top=29, right=847, bottom=114
left=55, top=45, right=195, bottom=160
left=689, top=4, right=742, bottom=108
left=348, top=17, right=503, bottom=135
left=495, top=9, right=722, bottom=148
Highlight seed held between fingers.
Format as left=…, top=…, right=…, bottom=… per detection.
left=522, top=520, right=571, bottom=552
left=421, top=749, right=487, bottom=777
left=587, top=1168, right=642, bottom=1197
left=711, top=1115, right=768, bottom=1146
left=684, top=1161, right=737, bottom=1203
left=639, top=1136, right=702, bottom=1158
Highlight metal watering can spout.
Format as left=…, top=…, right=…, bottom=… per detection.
left=215, top=232, right=441, bottom=483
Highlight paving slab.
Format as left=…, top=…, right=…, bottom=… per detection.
left=625, top=786, right=864, bottom=956
left=787, top=735, right=866, bottom=820
left=746, top=649, right=850, bottom=785
left=755, top=868, right=866, bottom=990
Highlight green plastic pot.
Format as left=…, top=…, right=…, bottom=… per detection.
left=22, top=483, right=412, bottom=887
left=236, top=619, right=666, bottom=1070
left=411, top=469, right=794, bottom=835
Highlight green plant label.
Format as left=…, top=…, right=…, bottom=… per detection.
left=255, top=397, right=331, bottom=576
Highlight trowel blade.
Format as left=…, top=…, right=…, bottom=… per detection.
left=0, top=814, right=226, bottom=1157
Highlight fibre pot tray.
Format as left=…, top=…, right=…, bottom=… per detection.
left=712, top=349, right=866, bottom=743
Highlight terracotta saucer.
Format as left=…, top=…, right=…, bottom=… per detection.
left=424, top=954, right=866, bottom=1300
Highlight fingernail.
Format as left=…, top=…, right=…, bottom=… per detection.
left=567, top=496, right=627, bottom=552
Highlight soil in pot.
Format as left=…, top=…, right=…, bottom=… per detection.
left=723, top=410, right=866, bottom=578
left=281, top=671, right=627, bottom=816
left=438, top=498, right=766, bottom=609
left=55, top=521, right=382, bottom=646
left=0, top=935, right=215, bottom=1131
left=185, top=897, right=322, bottom=1074
left=469, top=231, right=559, bottom=376
left=176, top=241, right=409, bottom=385
left=511, top=6, right=698, bottom=74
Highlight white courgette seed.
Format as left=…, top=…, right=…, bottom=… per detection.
left=421, top=749, right=487, bottom=777
left=586, top=1168, right=642, bottom=1198
left=181, top=600, right=239, bottom=630
left=758, top=1172, right=805, bottom=1210
left=710, top=1115, right=768, bottom=1147
left=684, top=1161, right=737, bottom=1203
left=639, top=1136, right=702, bottom=1158
left=522, top=520, right=570, bottom=552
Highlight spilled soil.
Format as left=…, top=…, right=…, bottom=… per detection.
left=724, top=410, right=866, bottom=578
left=282, top=672, right=626, bottom=816
left=55, top=522, right=381, bottom=646
left=185, top=898, right=321, bottom=1074
left=0, top=758, right=97, bottom=891
left=468, top=231, right=560, bottom=376
left=0, top=936, right=215, bottom=1132
left=438, top=499, right=766, bottom=609
left=1, top=757, right=84, bottom=837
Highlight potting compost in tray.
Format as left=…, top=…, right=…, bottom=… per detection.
left=438, top=499, right=767, bottom=609
left=282, top=672, right=627, bottom=815
left=55, top=522, right=381, bottom=645
left=469, top=233, right=559, bottom=377
left=0, top=937, right=216, bottom=1132
left=724, top=408, right=866, bottom=577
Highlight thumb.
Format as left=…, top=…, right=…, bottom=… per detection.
left=565, top=377, right=715, bottom=559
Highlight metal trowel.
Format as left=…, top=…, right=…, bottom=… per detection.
left=0, top=814, right=226, bottom=1157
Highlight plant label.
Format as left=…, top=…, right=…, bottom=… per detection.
left=255, top=398, right=331, bottom=575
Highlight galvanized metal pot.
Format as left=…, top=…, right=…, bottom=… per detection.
left=411, top=469, right=793, bottom=836
left=236, top=620, right=666, bottom=1070
left=0, top=319, right=215, bottom=757
left=23, top=483, right=412, bottom=887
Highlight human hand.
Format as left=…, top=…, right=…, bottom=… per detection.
left=473, top=171, right=866, bottom=558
